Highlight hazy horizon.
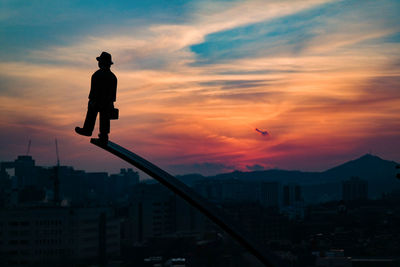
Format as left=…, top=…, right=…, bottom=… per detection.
left=2, top=150, right=396, bottom=178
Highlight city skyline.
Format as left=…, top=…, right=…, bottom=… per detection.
left=1, top=151, right=397, bottom=182
left=1, top=0, right=400, bottom=175
left=1, top=136, right=400, bottom=266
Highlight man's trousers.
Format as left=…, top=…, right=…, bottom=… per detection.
left=83, top=101, right=110, bottom=136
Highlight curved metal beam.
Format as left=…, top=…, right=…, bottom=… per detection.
left=91, top=139, right=284, bottom=267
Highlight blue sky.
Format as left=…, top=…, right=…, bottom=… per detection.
left=0, top=0, right=192, bottom=60
left=2, top=0, right=399, bottom=62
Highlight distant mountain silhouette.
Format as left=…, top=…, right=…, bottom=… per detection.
left=178, top=154, right=399, bottom=202
left=324, top=153, right=397, bottom=180
left=175, top=173, right=205, bottom=186
left=322, top=154, right=398, bottom=199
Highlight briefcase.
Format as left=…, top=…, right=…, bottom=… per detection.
left=110, top=107, right=119, bottom=120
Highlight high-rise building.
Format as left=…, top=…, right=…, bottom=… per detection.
left=282, top=184, right=304, bottom=219
left=108, top=168, right=139, bottom=201
left=194, top=178, right=260, bottom=203
left=126, top=183, right=209, bottom=246
left=0, top=207, right=120, bottom=266
left=283, top=184, right=302, bottom=206
left=14, top=156, right=36, bottom=189
left=0, top=156, right=57, bottom=206
left=259, top=182, right=280, bottom=208
left=129, top=184, right=176, bottom=243
left=193, top=179, right=222, bottom=202
left=342, top=177, right=368, bottom=202
left=1, top=156, right=143, bottom=207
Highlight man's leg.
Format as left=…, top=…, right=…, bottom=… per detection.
left=99, top=108, right=110, bottom=141
left=76, top=102, right=98, bottom=136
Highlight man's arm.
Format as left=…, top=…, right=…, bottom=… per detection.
left=112, top=75, right=117, bottom=102
left=89, top=73, right=97, bottom=100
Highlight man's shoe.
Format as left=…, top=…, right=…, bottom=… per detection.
left=92, top=138, right=108, bottom=145
left=75, top=127, right=92, bottom=136
left=92, top=138, right=108, bottom=146
left=97, top=133, right=109, bottom=145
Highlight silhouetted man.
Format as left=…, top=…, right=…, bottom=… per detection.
left=75, top=52, right=117, bottom=143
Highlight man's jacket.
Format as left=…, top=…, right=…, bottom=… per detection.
left=89, top=68, right=117, bottom=108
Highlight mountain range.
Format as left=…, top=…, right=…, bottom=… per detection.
left=177, top=154, right=400, bottom=202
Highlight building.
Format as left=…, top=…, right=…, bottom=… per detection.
left=315, top=249, right=352, bottom=267
left=222, top=202, right=290, bottom=244
left=193, top=179, right=222, bottom=202
left=1, top=155, right=143, bottom=207
left=1, top=156, right=45, bottom=190
left=352, top=258, right=399, bottom=267
left=282, top=184, right=304, bottom=219
left=108, top=168, right=140, bottom=201
left=283, top=184, right=302, bottom=206
left=220, top=179, right=260, bottom=203
left=194, top=179, right=261, bottom=204
left=58, top=166, right=86, bottom=205
left=342, top=177, right=368, bottom=202
left=125, top=183, right=211, bottom=246
left=128, top=184, right=176, bottom=243
left=0, top=206, right=120, bottom=266
left=259, top=182, right=280, bottom=208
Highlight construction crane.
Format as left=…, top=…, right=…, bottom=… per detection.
left=26, top=139, right=31, bottom=155
left=55, top=139, right=60, bottom=166
left=53, top=139, right=60, bottom=205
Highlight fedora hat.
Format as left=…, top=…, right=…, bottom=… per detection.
left=96, top=51, right=113, bottom=65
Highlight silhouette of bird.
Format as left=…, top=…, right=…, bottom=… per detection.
left=255, top=128, right=269, bottom=136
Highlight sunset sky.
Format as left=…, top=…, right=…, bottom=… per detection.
left=1, top=0, right=399, bottom=176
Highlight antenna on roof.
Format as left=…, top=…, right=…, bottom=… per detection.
left=26, top=139, right=31, bottom=155
left=53, top=138, right=60, bottom=205
left=55, top=139, right=60, bottom=166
